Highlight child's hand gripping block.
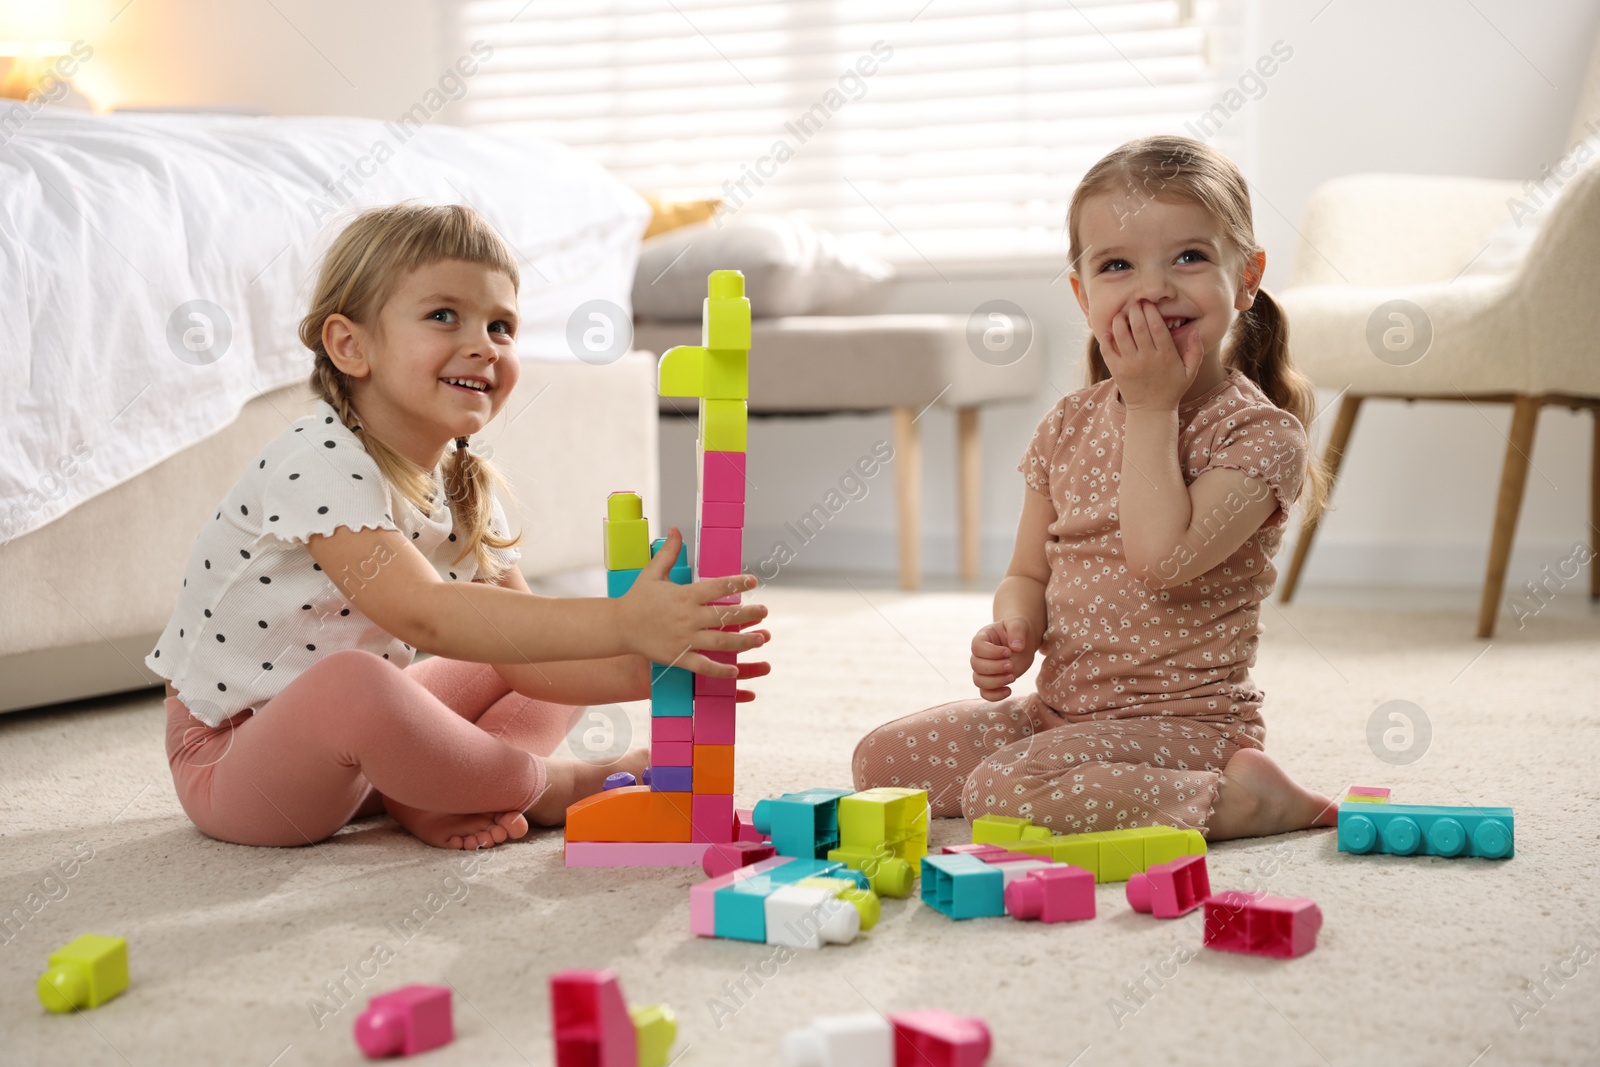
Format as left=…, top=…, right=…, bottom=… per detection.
left=354, top=984, right=453, bottom=1058
left=36, top=933, right=128, bottom=1013
left=550, top=970, right=637, bottom=1067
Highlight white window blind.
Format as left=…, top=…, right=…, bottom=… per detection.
left=445, top=0, right=1252, bottom=266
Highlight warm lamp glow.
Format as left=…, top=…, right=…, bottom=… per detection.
left=0, top=0, right=102, bottom=105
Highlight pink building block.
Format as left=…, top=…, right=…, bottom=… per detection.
left=551, top=970, right=637, bottom=1067
left=1203, top=891, right=1323, bottom=959
left=888, top=1010, right=992, bottom=1067
left=698, top=526, right=743, bottom=577
left=942, top=843, right=1010, bottom=860
left=701, top=450, right=746, bottom=503
left=354, top=984, right=453, bottom=1058
left=654, top=717, right=693, bottom=743
left=701, top=841, right=777, bottom=878
left=564, top=841, right=710, bottom=867
left=1004, top=864, right=1095, bottom=924
left=701, top=499, right=743, bottom=527
left=694, top=696, right=736, bottom=744
left=695, top=671, right=736, bottom=698
left=1347, top=785, right=1391, bottom=800
left=690, top=856, right=790, bottom=935
left=692, top=794, right=736, bottom=843
left=1126, top=855, right=1211, bottom=918
left=977, top=851, right=1043, bottom=866
left=652, top=740, right=692, bottom=767
left=735, top=808, right=767, bottom=843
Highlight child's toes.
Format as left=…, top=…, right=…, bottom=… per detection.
left=495, top=811, right=530, bottom=840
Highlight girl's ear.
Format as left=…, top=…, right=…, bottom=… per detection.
left=323, top=314, right=372, bottom=379
left=1235, top=248, right=1266, bottom=312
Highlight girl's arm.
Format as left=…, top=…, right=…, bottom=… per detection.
left=973, top=486, right=1053, bottom=700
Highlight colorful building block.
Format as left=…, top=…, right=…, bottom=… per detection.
left=606, top=567, right=641, bottom=598
left=1338, top=803, right=1514, bottom=859
left=36, top=933, right=128, bottom=1014
left=603, top=492, right=650, bottom=571
left=753, top=788, right=854, bottom=859
left=700, top=449, right=746, bottom=503
left=763, top=884, right=861, bottom=949
left=888, top=1010, right=993, bottom=1067
left=693, top=744, right=735, bottom=794
left=694, top=695, right=736, bottom=744
left=920, top=854, right=1005, bottom=920
left=1126, top=855, right=1211, bottom=918
left=827, top=787, right=929, bottom=898
left=701, top=499, right=744, bottom=527
left=701, top=398, right=748, bottom=453
left=651, top=740, right=692, bottom=767
left=1203, top=891, right=1322, bottom=959
left=566, top=786, right=692, bottom=843
left=602, top=772, right=636, bottom=790
left=630, top=1003, right=678, bottom=1067
left=697, top=524, right=743, bottom=577
left=1004, top=863, right=1095, bottom=923
left=652, top=766, right=693, bottom=792
left=702, top=841, right=777, bottom=878
left=692, top=793, right=736, bottom=843
left=565, top=841, right=710, bottom=867
left=703, top=270, right=753, bottom=353
left=708, top=858, right=867, bottom=944
left=736, top=807, right=767, bottom=842
left=971, top=815, right=1206, bottom=882
left=783, top=1012, right=894, bottom=1067
left=691, top=856, right=791, bottom=936
left=1345, top=785, right=1391, bottom=804
left=795, top=876, right=881, bottom=932
left=550, top=970, right=638, bottom=1067
left=650, top=664, right=694, bottom=717
left=654, top=716, right=693, bottom=743
left=354, top=984, right=453, bottom=1058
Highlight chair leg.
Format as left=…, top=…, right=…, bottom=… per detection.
left=1280, top=393, right=1363, bottom=603
left=893, top=407, right=922, bottom=591
left=1591, top=406, right=1599, bottom=599
left=1478, top=395, right=1543, bottom=638
left=957, top=406, right=981, bottom=584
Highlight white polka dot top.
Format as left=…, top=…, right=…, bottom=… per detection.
left=145, top=399, right=521, bottom=727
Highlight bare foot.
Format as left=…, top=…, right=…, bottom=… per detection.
left=526, top=748, right=650, bottom=827
left=383, top=796, right=530, bottom=850
left=1206, top=749, right=1339, bottom=841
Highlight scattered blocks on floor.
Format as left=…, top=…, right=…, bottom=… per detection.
left=1004, top=864, right=1096, bottom=923
left=736, top=807, right=768, bottom=843
left=1344, top=784, right=1391, bottom=804
left=784, top=1012, right=893, bottom=1067
left=36, top=933, right=128, bottom=1014
left=1338, top=803, right=1514, bottom=859
left=920, top=854, right=1005, bottom=920
left=1203, top=891, right=1323, bottom=959
left=763, top=884, right=862, bottom=949
left=1126, top=855, right=1212, bottom=918
left=353, top=984, right=453, bottom=1059
left=753, top=788, right=854, bottom=859
left=551, top=969, right=674, bottom=1067
left=970, top=815, right=1206, bottom=883
left=630, top=1002, right=679, bottom=1067
left=699, top=857, right=870, bottom=947
left=889, top=1010, right=993, bottom=1067
left=701, top=841, right=777, bottom=878
left=827, top=788, right=929, bottom=898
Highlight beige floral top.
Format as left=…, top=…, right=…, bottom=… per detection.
left=1018, top=367, right=1308, bottom=720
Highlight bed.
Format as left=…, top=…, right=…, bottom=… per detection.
left=0, top=106, right=658, bottom=714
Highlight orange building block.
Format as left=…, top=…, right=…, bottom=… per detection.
left=566, top=787, right=693, bottom=843
left=692, top=745, right=735, bottom=794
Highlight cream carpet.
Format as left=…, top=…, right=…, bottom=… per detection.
left=2, top=584, right=1598, bottom=1066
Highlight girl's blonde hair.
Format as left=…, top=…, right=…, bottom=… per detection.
left=1067, top=134, right=1330, bottom=527
left=298, top=202, right=523, bottom=583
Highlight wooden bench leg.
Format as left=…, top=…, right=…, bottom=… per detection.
left=1478, top=395, right=1543, bottom=638
left=893, top=407, right=921, bottom=591
left=957, top=406, right=980, bottom=584
left=1281, top=393, right=1362, bottom=603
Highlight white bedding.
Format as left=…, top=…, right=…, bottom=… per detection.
left=0, top=105, right=649, bottom=543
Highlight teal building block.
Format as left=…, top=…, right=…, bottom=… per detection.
left=651, top=665, right=694, bottom=717
left=1338, top=803, right=1514, bottom=859
left=764, top=856, right=867, bottom=890
left=921, top=854, right=1005, bottom=919
left=751, top=788, right=853, bottom=859
left=607, top=568, right=641, bottom=598
left=713, top=876, right=773, bottom=942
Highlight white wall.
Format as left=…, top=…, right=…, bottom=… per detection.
left=78, top=0, right=1600, bottom=593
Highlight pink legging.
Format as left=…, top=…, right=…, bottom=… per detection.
left=165, top=649, right=581, bottom=847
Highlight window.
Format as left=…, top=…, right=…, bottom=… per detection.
left=447, top=0, right=1254, bottom=267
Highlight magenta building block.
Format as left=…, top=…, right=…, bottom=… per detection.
left=692, top=794, right=737, bottom=843
left=701, top=499, right=744, bottom=527
left=942, top=843, right=1011, bottom=860
left=564, top=841, right=710, bottom=868
left=701, top=841, right=777, bottom=878
left=695, top=696, right=737, bottom=744
left=1127, top=855, right=1211, bottom=918
left=652, top=740, right=693, bottom=767
left=736, top=808, right=768, bottom=843
left=695, top=671, right=737, bottom=698
left=698, top=526, right=743, bottom=577
left=354, top=984, right=454, bottom=1058
left=550, top=970, right=637, bottom=1067
left=888, top=1010, right=993, bottom=1067
left=654, top=717, right=693, bottom=743
left=701, top=450, right=746, bottom=503
left=1203, top=891, right=1323, bottom=959
left=1004, top=864, right=1095, bottom=924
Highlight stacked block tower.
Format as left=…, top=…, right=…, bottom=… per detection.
left=565, top=270, right=751, bottom=867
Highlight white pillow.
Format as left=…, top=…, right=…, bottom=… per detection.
left=632, top=214, right=893, bottom=319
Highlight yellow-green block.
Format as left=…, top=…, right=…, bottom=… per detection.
left=1097, top=830, right=1145, bottom=882
left=827, top=844, right=916, bottom=898
left=796, top=876, right=880, bottom=931
left=631, top=1003, right=678, bottom=1067
left=1140, top=825, right=1196, bottom=867
left=701, top=398, right=747, bottom=453
left=1021, top=824, right=1052, bottom=841
left=1048, top=836, right=1101, bottom=874
left=838, top=788, right=929, bottom=862
left=704, top=349, right=749, bottom=399
left=658, top=344, right=706, bottom=398
left=37, top=933, right=128, bottom=1014
left=1345, top=793, right=1389, bottom=804
left=702, top=270, right=752, bottom=351
left=972, top=814, right=1031, bottom=844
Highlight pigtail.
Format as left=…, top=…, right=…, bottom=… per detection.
left=442, top=440, right=520, bottom=581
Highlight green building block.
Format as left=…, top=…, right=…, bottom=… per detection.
left=701, top=399, right=747, bottom=453
left=702, top=270, right=752, bottom=352
left=604, top=492, right=650, bottom=571
left=37, top=933, right=128, bottom=1013
left=972, top=817, right=1205, bottom=883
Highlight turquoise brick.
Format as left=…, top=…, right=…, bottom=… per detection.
left=921, top=854, right=1005, bottom=919
left=651, top=665, right=694, bottom=717
left=1338, top=803, right=1513, bottom=859
left=751, top=788, right=853, bottom=859
left=607, top=568, right=641, bottom=598
left=714, top=876, right=776, bottom=942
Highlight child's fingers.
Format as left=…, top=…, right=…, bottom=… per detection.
left=692, top=574, right=758, bottom=605
left=971, top=658, right=1016, bottom=684
left=640, top=527, right=682, bottom=577
left=977, top=684, right=1012, bottom=702
left=698, top=627, right=767, bottom=654
left=704, top=602, right=767, bottom=632
left=999, top=618, right=1030, bottom=651
left=735, top=656, right=772, bottom=679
